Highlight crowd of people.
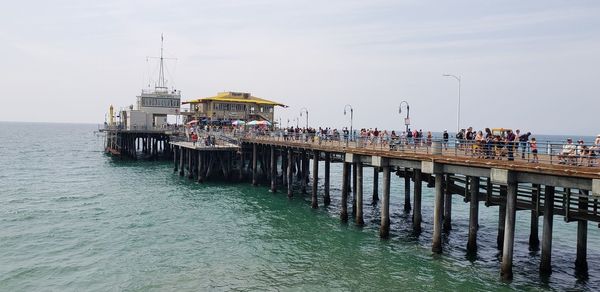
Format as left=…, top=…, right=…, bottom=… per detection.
left=183, top=122, right=600, bottom=167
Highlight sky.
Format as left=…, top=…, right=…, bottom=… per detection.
left=1, top=0, right=599, bottom=135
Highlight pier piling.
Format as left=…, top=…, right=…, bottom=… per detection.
left=501, top=176, right=517, bottom=280
left=467, top=176, right=480, bottom=253
left=497, top=186, right=507, bottom=249
left=179, top=147, right=184, bottom=177
left=443, top=173, right=452, bottom=231
left=413, top=169, right=422, bottom=233
left=252, top=144, right=258, bottom=186
left=356, top=162, right=364, bottom=226
left=404, top=168, right=411, bottom=212
left=372, top=167, right=379, bottom=203
left=324, top=152, right=331, bottom=205
left=540, top=185, right=555, bottom=275
left=432, top=173, right=444, bottom=253
left=529, top=184, right=541, bottom=251
left=270, top=147, right=277, bottom=192
left=311, top=150, right=319, bottom=209
left=287, top=149, right=293, bottom=198
left=380, top=165, right=391, bottom=238
left=576, top=190, right=588, bottom=274
left=341, top=162, right=350, bottom=222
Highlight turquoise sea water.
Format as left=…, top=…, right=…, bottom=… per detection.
left=1, top=122, right=599, bottom=291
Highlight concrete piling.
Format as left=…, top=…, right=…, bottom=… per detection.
left=404, top=168, right=411, bottom=212
left=467, top=176, right=480, bottom=253
left=540, top=185, right=555, bottom=275
left=311, top=150, right=319, bottom=209
left=443, top=173, right=452, bottom=231
left=372, top=167, right=379, bottom=203
left=270, top=147, right=277, bottom=192
left=356, top=162, right=364, bottom=226
left=341, top=162, right=350, bottom=222
left=529, top=184, right=541, bottom=251
left=352, top=162, right=357, bottom=217
left=432, top=173, right=444, bottom=253
left=575, top=190, right=588, bottom=274
left=501, top=177, right=517, bottom=280
left=380, top=165, right=391, bottom=238
left=324, top=152, right=331, bottom=205
left=287, top=149, right=293, bottom=198
left=252, top=144, right=258, bottom=186
left=179, top=147, right=184, bottom=177
left=413, top=169, right=422, bottom=233
left=497, top=186, right=507, bottom=250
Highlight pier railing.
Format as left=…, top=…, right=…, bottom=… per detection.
left=223, top=131, right=600, bottom=168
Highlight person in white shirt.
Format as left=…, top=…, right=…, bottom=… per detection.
left=558, top=138, right=576, bottom=164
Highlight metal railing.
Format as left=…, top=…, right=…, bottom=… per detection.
left=213, top=130, right=600, bottom=168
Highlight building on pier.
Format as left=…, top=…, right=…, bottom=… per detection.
left=182, top=92, right=286, bottom=125
left=101, top=35, right=182, bottom=158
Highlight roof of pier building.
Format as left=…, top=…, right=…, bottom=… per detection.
left=183, top=92, right=287, bottom=107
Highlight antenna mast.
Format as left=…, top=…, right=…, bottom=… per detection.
left=158, top=34, right=166, bottom=88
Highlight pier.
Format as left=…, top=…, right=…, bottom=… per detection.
left=167, top=132, right=600, bottom=281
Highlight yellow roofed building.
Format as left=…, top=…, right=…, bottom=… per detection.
left=183, top=92, right=286, bottom=123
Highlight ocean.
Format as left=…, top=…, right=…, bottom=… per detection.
left=1, top=122, right=599, bottom=291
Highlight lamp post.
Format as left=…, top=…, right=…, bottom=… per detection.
left=399, top=101, right=410, bottom=133
left=293, top=117, right=299, bottom=128
left=443, top=74, right=461, bottom=133
left=300, top=107, right=309, bottom=129
left=344, top=104, right=353, bottom=141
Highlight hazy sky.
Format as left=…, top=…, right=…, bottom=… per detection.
left=2, top=0, right=599, bottom=135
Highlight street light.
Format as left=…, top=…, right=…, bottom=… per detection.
left=293, top=117, right=299, bottom=128
left=300, top=107, right=309, bottom=129
left=399, top=101, right=410, bottom=133
left=443, top=74, right=461, bottom=133
left=343, top=104, right=353, bottom=141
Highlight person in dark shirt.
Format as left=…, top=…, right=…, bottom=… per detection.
left=506, top=130, right=516, bottom=161
left=518, top=130, right=531, bottom=159
left=442, top=130, right=449, bottom=150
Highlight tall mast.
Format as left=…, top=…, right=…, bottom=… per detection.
left=158, top=34, right=165, bottom=88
